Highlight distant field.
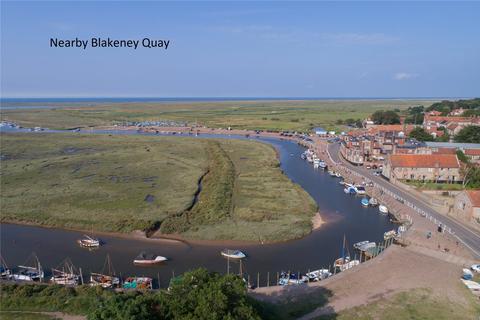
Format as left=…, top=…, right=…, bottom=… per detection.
left=1, top=99, right=437, bottom=131
left=0, top=133, right=316, bottom=241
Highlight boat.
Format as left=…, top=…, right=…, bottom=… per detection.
left=328, top=170, right=336, bottom=176
left=133, top=252, right=168, bottom=265
left=357, top=242, right=376, bottom=251
left=338, top=259, right=360, bottom=271
left=379, top=205, right=389, bottom=214
left=313, top=159, right=320, bottom=169
left=123, top=277, right=153, bottom=290
left=278, top=271, right=308, bottom=285
left=353, top=240, right=370, bottom=250
left=355, top=186, right=366, bottom=195
left=384, top=230, right=397, bottom=240
left=11, top=254, right=44, bottom=282
left=344, top=186, right=356, bottom=194
left=221, top=249, right=246, bottom=259
left=319, top=161, right=327, bottom=169
left=0, top=257, right=11, bottom=279
left=335, top=172, right=342, bottom=178
left=77, top=235, right=100, bottom=248
left=306, top=269, right=332, bottom=282
left=50, top=260, right=80, bottom=286
left=339, top=180, right=345, bottom=185
left=300, top=153, right=306, bottom=160
left=369, top=198, right=379, bottom=206
left=90, top=255, right=120, bottom=289
left=361, top=198, right=369, bottom=207
left=462, top=268, right=474, bottom=281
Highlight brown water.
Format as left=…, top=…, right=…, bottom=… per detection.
left=0, top=132, right=395, bottom=287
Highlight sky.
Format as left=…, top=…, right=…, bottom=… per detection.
left=1, top=1, right=479, bottom=98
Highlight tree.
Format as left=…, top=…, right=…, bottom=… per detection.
left=408, top=127, right=434, bottom=141
left=462, top=165, right=480, bottom=189
left=456, top=150, right=468, bottom=163
left=455, top=126, right=480, bottom=143
left=371, top=110, right=400, bottom=125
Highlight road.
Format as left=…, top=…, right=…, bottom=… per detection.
left=328, top=142, right=480, bottom=259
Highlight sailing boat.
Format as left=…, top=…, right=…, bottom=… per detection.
left=90, top=255, right=120, bottom=288
left=50, top=259, right=80, bottom=286
left=11, top=253, right=44, bottom=282
left=0, top=256, right=11, bottom=279
left=334, top=235, right=360, bottom=272
left=77, top=234, right=100, bottom=248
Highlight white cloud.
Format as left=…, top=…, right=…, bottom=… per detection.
left=393, top=72, right=419, bottom=80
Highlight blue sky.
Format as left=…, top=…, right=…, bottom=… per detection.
left=1, top=1, right=479, bottom=98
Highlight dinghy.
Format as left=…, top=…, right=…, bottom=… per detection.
left=384, top=230, right=397, bottom=240
left=355, top=186, right=366, bottom=195
left=369, top=198, right=379, bottom=206
left=353, top=240, right=370, bottom=250
left=361, top=198, right=369, bottom=207
left=335, top=172, right=342, bottom=178
left=133, top=252, right=167, bottom=265
left=306, top=269, right=332, bottom=282
left=123, top=277, right=152, bottom=290
left=379, top=205, right=389, bottom=214
left=221, top=249, right=246, bottom=259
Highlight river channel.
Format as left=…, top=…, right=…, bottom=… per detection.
left=0, top=129, right=395, bottom=287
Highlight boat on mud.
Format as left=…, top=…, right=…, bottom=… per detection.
left=11, top=254, right=44, bottom=282
left=133, top=252, right=168, bottom=265
left=306, top=269, right=332, bottom=282
left=319, top=161, right=327, bottom=169
left=355, top=185, right=366, bottom=195
left=369, top=197, right=379, bottom=206
left=361, top=198, right=369, bottom=207
left=328, top=170, right=336, bottom=176
left=379, top=205, right=389, bottom=214
left=278, top=271, right=308, bottom=285
left=221, top=249, right=246, bottom=259
left=77, top=235, right=100, bottom=248
left=50, top=260, right=80, bottom=286
left=90, top=255, right=120, bottom=289
left=123, top=277, right=153, bottom=290
left=335, top=172, right=342, bottom=178
left=384, top=230, right=397, bottom=240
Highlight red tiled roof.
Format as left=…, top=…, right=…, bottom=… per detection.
left=465, top=149, right=480, bottom=156
left=434, top=148, right=456, bottom=154
left=389, top=154, right=460, bottom=168
left=467, top=190, right=480, bottom=207
left=368, top=125, right=415, bottom=134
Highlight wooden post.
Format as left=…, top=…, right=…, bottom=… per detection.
left=276, top=272, right=279, bottom=285
left=257, top=273, right=260, bottom=288
left=158, top=272, right=161, bottom=289
left=227, top=257, right=230, bottom=275
left=248, top=274, right=250, bottom=287
left=267, top=272, right=270, bottom=287
left=172, top=270, right=175, bottom=278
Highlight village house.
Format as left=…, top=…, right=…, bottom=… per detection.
left=382, top=154, right=462, bottom=183
left=423, top=114, right=480, bottom=137
left=454, top=190, right=480, bottom=224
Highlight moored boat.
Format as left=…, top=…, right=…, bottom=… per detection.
left=379, top=205, right=389, bottom=214
left=357, top=242, right=376, bottom=251
left=306, top=269, right=332, bottom=282
left=50, top=260, right=80, bottom=286
left=123, top=277, right=153, bottom=290
left=355, top=186, right=366, bottom=195
left=369, top=197, right=379, bottom=206
left=278, top=271, right=308, bottom=285
left=338, top=259, right=360, bottom=271
left=133, top=252, right=168, bottom=265
left=344, top=186, right=356, bottom=194
left=11, top=254, right=44, bottom=282
left=328, top=170, right=336, bottom=176
left=353, top=240, right=370, bottom=250
left=384, top=230, right=397, bottom=240
left=335, top=172, right=342, bottom=178
left=361, top=198, right=369, bottom=207
left=90, top=255, right=120, bottom=288
left=0, top=257, right=11, bottom=279
left=77, top=235, right=100, bottom=248
left=221, top=249, right=246, bottom=259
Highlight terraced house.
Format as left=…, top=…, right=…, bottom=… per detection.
left=382, top=154, right=462, bottom=183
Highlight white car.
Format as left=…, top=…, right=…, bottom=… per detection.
left=471, top=264, right=480, bottom=273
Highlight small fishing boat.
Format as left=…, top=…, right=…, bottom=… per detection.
left=353, top=240, right=370, bottom=250
left=379, top=205, right=389, bottom=214
left=77, top=235, right=100, bottom=248
left=50, top=259, right=80, bottom=286
left=90, top=255, right=120, bottom=288
left=123, top=277, right=152, bottom=290
left=133, top=252, right=167, bottom=265
left=462, top=268, right=474, bottom=281
left=369, top=198, right=379, bottom=206
left=278, top=271, right=308, bottom=285
left=344, top=186, right=356, bottom=194
left=0, top=257, right=11, bottom=279
left=300, top=153, right=306, bottom=160
left=361, top=198, right=369, bottom=207
left=338, top=259, right=360, bottom=272
left=357, top=242, right=376, bottom=251
left=339, top=180, right=345, bottom=185
left=221, top=249, right=246, bottom=259
left=319, top=161, right=327, bottom=169
left=384, top=230, right=397, bottom=240
left=355, top=186, right=366, bottom=195
left=11, top=254, right=44, bottom=282
left=335, top=172, right=342, bottom=178
left=306, top=269, right=332, bottom=282
left=328, top=170, right=336, bottom=176
left=313, top=159, right=320, bottom=169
